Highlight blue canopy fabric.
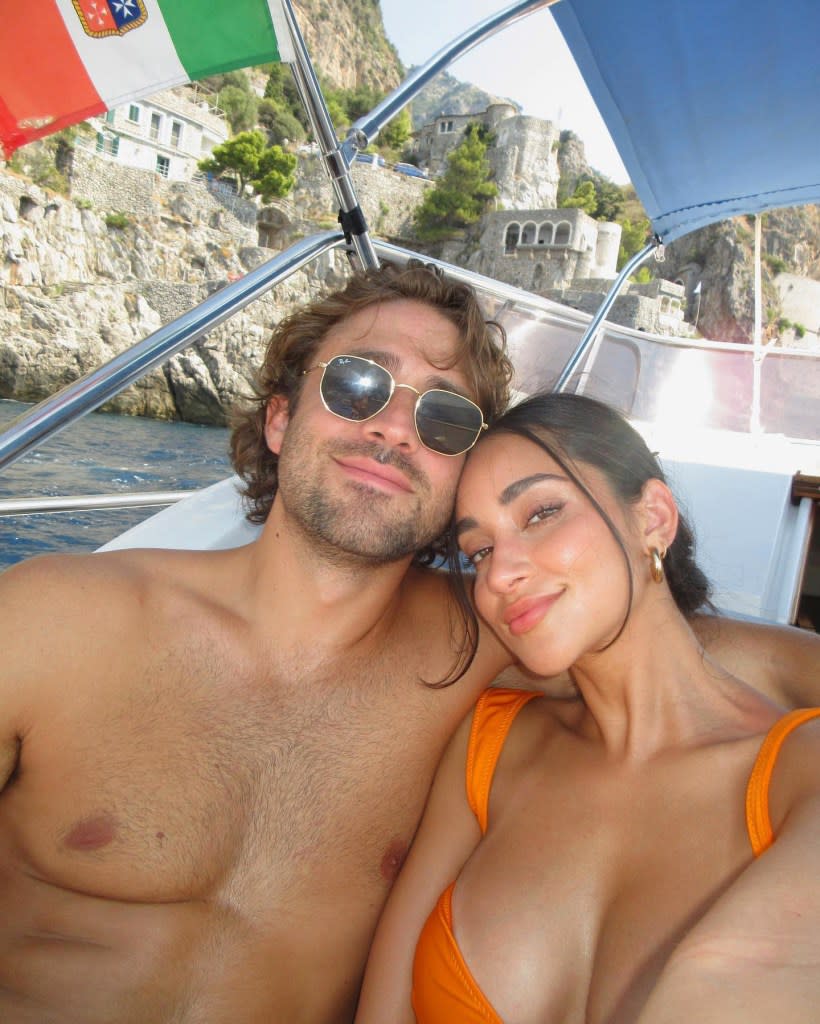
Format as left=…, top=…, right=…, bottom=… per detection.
left=551, top=0, right=820, bottom=241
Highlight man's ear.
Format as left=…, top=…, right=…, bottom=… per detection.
left=638, top=478, right=679, bottom=554
left=264, top=395, right=290, bottom=455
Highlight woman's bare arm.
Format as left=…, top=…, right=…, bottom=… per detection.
left=355, top=711, right=482, bottom=1024
left=637, top=726, right=820, bottom=1022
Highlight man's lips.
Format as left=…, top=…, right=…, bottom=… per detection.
left=502, top=592, right=562, bottom=636
left=334, top=456, right=414, bottom=493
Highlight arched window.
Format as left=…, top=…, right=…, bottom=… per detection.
left=504, top=223, right=520, bottom=253
left=554, top=221, right=571, bottom=246
left=537, top=223, right=553, bottom=245
left=660, top=297, right=671, bottom=313
left=521, top=221, right=536, bottom=245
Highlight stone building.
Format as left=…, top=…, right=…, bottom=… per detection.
left=474, top=207, right=621, bottom=291
left=85, top=88, right=229, bottom=182
left=410, top=101, right=518, bottom=178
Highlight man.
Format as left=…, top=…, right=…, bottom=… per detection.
left=0, top=264, right=817, bottom=1024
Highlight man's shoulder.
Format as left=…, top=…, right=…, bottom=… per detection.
left=0, top=546, right=226, bottom=639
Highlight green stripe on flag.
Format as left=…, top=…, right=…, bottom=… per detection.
left=157, top=0, right=286, bottom=79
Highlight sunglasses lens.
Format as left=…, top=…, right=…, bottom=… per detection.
left=416, top=390, right=484, bottom=456
left=321, top=356, right=391, bottom=420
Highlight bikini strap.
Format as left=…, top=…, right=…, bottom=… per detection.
left=466, top=688, right=541, bottom=834
left=745, top=707, right=820, bottom=857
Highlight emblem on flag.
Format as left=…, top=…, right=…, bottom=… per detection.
left=72, top=0, right=148, bottom=39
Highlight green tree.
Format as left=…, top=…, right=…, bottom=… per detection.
left=198, top=131, right=295, bottom=200
left=258, top=97, right=305, bottom=145
left=617, top=217, right=651, bottom=270
left=415, top=125, right=497, bottom=241
left=218, top=84, right=259, bottom=134
left=199, top=131, right=267, bottom=192
left=254, top=145, right=297, bottom=202
left=380, top=107, right=411, bottom=152
left=264, top=65, right=310, bottom=132
left=591, top=175, right=624, bottom=221
left=560, top=179, right=597, bottom=215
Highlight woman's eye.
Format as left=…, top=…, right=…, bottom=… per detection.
left=466, top=546, right=492, bottom=566
left=527, top=504, right=561, bottom=526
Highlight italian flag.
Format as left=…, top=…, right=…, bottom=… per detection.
left=0, top=0, right=296, bottom=156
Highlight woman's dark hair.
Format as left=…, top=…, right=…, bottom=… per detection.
left=440, top=391, right=713, bottom=685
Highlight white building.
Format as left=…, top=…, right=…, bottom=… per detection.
left=89, top=88, right=229, bottom=181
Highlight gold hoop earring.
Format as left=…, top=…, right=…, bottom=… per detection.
left=650, top=547, right=665, bottom=584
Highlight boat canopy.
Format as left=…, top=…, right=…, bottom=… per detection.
left=551, top=0, right=820, bottom=240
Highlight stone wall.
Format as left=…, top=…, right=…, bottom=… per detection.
left=68, top=149, right=260, bottom=232
left=289, top=154, right=433, bottom=239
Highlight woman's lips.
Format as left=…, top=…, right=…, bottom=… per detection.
left=503, top=592, right=561, bottom=636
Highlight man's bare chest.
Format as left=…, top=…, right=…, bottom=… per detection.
left=4, top=655, right=444, bottom=908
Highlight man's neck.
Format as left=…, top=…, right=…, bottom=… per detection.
left=234, top=505, right=419, bottom=657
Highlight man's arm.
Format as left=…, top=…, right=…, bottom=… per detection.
left=694, top=616, right=820, bottom=707
left=0, top=552, right=134, bottom=794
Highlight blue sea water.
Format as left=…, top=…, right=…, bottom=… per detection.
left=0, top=400, right=232, bottom=572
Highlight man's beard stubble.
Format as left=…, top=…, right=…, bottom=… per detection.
left=276, top=433, right=452, bottom=568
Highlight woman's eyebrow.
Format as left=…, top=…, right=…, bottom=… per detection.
left=454, top=515, right=478, bottom=539
left=499, top=473, right=565, bottom=504
left=455, top=473, right=565, bottom=538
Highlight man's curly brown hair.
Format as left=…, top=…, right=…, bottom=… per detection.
left=230, top=263, right=513, bottom=538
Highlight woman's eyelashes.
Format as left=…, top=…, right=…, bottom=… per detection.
left=461, top=501, right=565, bottom=566
left=526, top=502, right=563, bottom=526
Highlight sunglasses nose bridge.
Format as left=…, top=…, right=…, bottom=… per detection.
left=362, top=379, right=423, bottom=450
left=392, top=381, right=422, bottom=399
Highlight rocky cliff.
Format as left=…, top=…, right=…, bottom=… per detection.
left=293, top=0, right=402, bottom=92
left=0, top=168, right=349, bottom=423
left=659, top=206, right=820, bottom=344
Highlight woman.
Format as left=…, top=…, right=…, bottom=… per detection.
left=355, top=393, right=820, bottom=1024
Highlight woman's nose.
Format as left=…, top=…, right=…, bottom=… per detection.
left=484, top=536, right=532, bottom=594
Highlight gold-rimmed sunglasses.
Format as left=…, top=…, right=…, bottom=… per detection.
left=303, top=354, right=487, bottom=456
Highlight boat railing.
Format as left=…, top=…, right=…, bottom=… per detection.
left=0, top=492, right=196, bottom=519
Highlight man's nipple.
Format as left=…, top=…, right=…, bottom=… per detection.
left=63, top=813, right=118, bottom=852
left=380, top=837, right=409, bottom=884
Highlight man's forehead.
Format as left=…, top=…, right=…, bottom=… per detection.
left=318, top=301, right=470, bottom=380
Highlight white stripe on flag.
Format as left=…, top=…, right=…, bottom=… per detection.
left=267, top=0, right=297, bottom=63
left=55, top=0, right=189, bottom=109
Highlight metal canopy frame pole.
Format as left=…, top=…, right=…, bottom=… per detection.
left=553, top=239, right=659, bottom=393
left=279, top=0, right=378, bottom=270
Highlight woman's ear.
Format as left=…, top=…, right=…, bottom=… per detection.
left=264, top=396, right=290, bottom=455
left=638, top=478, right=679, bottom=554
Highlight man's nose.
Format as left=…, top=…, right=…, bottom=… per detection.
left=364, top=384, right=419, bottom=451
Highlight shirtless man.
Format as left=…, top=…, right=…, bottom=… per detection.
left=0, top=264, right=817, bottom=1024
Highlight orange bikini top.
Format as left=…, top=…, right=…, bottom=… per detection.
left=412, top=692, right=820, bottom=1024
left=745, top=707, right=820, bottom=855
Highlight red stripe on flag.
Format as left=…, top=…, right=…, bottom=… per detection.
left=0, top=5, right=105, bottom=155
